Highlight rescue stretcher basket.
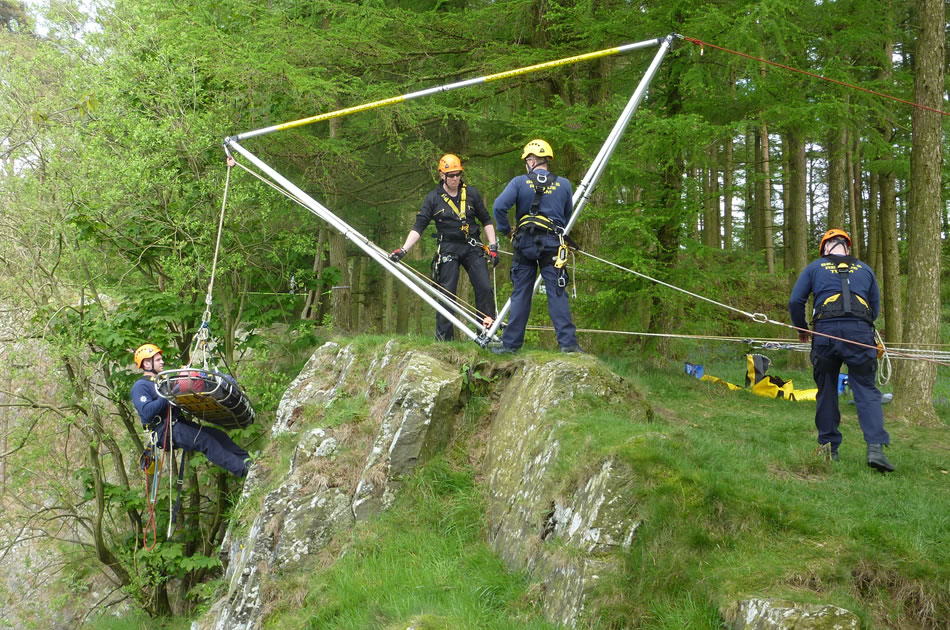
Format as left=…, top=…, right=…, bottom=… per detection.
left=155, top=369, right=256, bottom=430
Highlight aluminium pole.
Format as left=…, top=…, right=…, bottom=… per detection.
left=225, top=140, right=482, bottom=343
left=238, top=167, right=490, bottom=334
left=234, top=38, right=665, bottom=142
left=486, top=34, right=675, bottom=340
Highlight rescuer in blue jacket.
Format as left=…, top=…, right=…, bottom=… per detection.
left=390, top=154, right=499, bottom=341
left=788, top=229, right=893, bottom=472
left=131, top=343, right=249, bottom=476
left=491, top=139, right=581, bottom=354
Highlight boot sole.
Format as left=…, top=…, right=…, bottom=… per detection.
left=867, top=461, right=895, bottom=473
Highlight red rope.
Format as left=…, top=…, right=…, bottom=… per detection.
left=680, top=35, right=950, bottom=117
left=142, top=407, right=171, bottom=551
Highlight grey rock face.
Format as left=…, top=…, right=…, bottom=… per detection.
left=199, top=342, right=862, bottom=630
left=722, top=598, right=861, bottom=629
left=485, top=358, right=647, bottom=627
left=352, top=351, right=461, bottom=520
left=203, top=342, right=461, bottom=630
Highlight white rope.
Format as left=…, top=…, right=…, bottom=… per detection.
left=187, top=159, right=234, bottom=370
left=574, top=248, right=950, bottom=368
left=575, top=249, right=771, bottom=323
left=525, top=325, right=811, bottom=351
left=228, top=157, right=950, bottom=368
left=875, top=330, right=892, bottom=386
left=205, top=160, right=231, bottom=320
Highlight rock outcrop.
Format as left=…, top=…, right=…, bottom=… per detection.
left=722, top=598, right=861, bottom=629
left=196, top=340, right=864, bottom=630
left=485, top=358, right=648, bottom=626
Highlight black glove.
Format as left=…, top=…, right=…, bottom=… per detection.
left=390, top=248, right=407, bottom=262
left=488, top=243, right=499, bottom=268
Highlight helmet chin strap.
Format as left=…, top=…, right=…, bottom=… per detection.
left=825, top=242, right=849, bottom=256
left=525, top=157, right=548, bottom=172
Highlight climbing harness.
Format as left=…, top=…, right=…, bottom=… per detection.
left=225, top=35, right=676, bottom=347
left=440, top=184, right=469, bottom=234
left=812, top=257, right=874, bottom=325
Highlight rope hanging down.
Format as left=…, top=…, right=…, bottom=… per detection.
left=188, top=158, right=234, bottom=370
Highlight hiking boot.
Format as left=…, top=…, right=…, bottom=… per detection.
left=866, top=443, right=894, bottom=473
left=560, top=345, right=584, bottom=354
left=491, top=345, right=518, bottom=355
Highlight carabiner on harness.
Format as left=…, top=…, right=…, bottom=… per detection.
left=553, top=242, right=569, bottom=269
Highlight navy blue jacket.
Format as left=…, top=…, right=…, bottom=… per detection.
left=131, top=376, right=181, bottom=428
left=492, top=169, right=574, bottom=236
left=412, top=183, right=491, bottom=242
left=789, top=256, right=880, bottom=330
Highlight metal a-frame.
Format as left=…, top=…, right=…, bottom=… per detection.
left=223, top=34, right=675, bottom=346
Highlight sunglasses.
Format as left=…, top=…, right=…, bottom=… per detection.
left=445, top=172, right=462, bottom=178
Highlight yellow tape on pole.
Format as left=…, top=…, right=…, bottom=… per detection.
left=234, top=40, right=658, bottom=140
left=272, top=95, right=408, bottom=133
left=483, top=46, right=623, bottom=82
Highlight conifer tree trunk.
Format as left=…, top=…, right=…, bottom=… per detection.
left=703, top=146, right=719, bottom=248
left=880, top=168, right=901, bottom=344
left=755, top=124, right=775, bottom=273
left=328, top=231, right=351, bottom=332
left=848, top=132, right=863, bottom=260
left=301, top=228, right=327, bottom=320
left=876, top=33, right=902, bottom=346
left=722, top=136, right=734, bottom=250
left=893, top=0, right=944, bottom=425
left=827, top=127, right=847, bottom=229
left=868, top=173, right=883, bottom=279
left=744, top=129, right=754, bottom=249
left=349, top=256, right=362, bottom=331
left=383, top=271, right=394, bottom=331
left=752, top=127, right=763, bottom=252
left=396, top=280, right=409, bottom=334
left=786, top=129, right=809, bottom=368
left=781, top=138, right=791, bottom=271
left=787, top=130, right=808, bottom=284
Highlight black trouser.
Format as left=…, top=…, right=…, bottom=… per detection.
left=434, top=242, right=495, bottom=341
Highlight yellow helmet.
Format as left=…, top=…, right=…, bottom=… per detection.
left=819, top=228, right=851, bottom=255
left=134, top=343, right=162, bottom=369
left=521, top=139, right=554, bottom=160
left=438, top=154, right=463, bottom=173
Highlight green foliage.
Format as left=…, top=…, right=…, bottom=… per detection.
left=460, top=359, right=496, bottom=395
left=83, top=612, right=193, bottom=630
left=1, top=0, right=944, bottom=625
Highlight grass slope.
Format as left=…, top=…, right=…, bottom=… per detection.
left=84, top=344, right=949, bottom=630
left=257, top=349, right=948, bottom=630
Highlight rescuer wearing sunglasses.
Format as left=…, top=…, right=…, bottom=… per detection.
left=390, top=154, right=499, bottom=340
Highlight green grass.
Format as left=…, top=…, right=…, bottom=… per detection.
left=578, top=354, right=950, bottom=629
left=84, top=612, right=192, bottom=630
left=86, top=342, right=949, bottom=630
left=249, top=348, right=948, bottom=630
left=261, top=458, right=559, bottom=630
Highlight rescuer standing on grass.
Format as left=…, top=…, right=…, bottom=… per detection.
left=788, top=229, right=893, bottom=472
